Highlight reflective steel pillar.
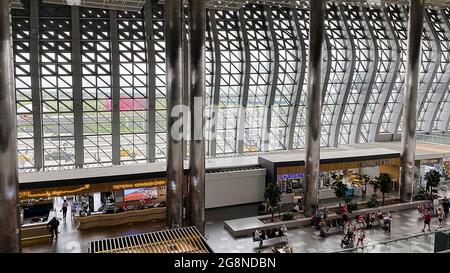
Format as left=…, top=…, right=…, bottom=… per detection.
left=187, top=0, right=206, bottom=234
left=304, top=0, right=326, bottom=216
left=400, top=0, right=425, bottom=202
left=165, top=0, right=184, bottom=228
left=0, top=1, right=21, bottom=252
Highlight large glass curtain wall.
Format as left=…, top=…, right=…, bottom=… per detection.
left=12, top=0, right=450, bottom=172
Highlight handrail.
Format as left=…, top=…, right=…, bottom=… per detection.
left=417, top=133, right=450, bottom=145
left=324, top=227, right=450, bottom=253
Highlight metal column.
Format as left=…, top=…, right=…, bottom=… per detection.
left=72, top=7, right=84, bottom=168
left=30, top=0, right=43, bottom=170
left=304, top=0, right=326, bottom=216
left=400, top=0, right=425, bottom=202
left=110, top=11, right=121, bottom=165
left=165, top=0, right=184, bottom=228
left=187, top=0, right=206, bottom=234
left=0, top=0, right=21, bottom=252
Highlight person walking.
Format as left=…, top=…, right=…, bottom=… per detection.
left=46, top=217, right=60, bottom=240
left=422, top=210, right=432, bottom=232
left=433, top=197, right=439, bottom=216
left=71, top=202, right=77, bottom=218
left=383, top=211, right=392, bottom=233
left=443, top=197, right=449, bottom=219
left=60, top=199, right=69, bottom=220
left=437, top=208, right=445, bottom=230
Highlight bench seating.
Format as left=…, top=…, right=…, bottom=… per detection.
left=252, top=230, right=288, bottom=248
left=253, top=235, right=287, bottom=248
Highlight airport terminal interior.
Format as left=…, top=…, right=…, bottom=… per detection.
left=2, top=0, right=450, bottom=254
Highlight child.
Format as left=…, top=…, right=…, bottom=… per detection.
left=356, top=229, right=366, bottom=247
left=422, top=210, right=431, bottom=232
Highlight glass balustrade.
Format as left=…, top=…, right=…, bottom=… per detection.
left=324, top=227, right=450, bottom=253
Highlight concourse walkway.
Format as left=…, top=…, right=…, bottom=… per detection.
left=22, top=192, right=449, bottom=253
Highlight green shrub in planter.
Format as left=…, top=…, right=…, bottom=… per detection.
left=347, top=202, right=358, bottom=211
left=413, top=186, right=428, bottom=201
left=367, top=193, right=379, bottom=208
left=343, top=196, right=356, bottom=212
left=344, top=196, right=352, bottom=205
left=282, top=212, right=294, bottom=221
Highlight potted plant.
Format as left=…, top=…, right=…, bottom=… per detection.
left=424, top=169, right=441, bottom=196
left=367, top=193, right=379, bottom=208
left=376, top=173, right=392, bottom=206
left=282, top=212, right=294, bottom=221
left=344, top=196, right=358, bottom=212
left=264, top=183, right=281, bottom=222
left=413, top=186, right=428, bottom=201
left=332, top=179, right=347, bottom=212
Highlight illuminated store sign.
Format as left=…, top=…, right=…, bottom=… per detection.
left=20, top=184, right=91, bottom=199
left=19, top=179, right=167, bottom=199
left=360, top=159, right=391, bottom=167
left=112, top=180, right=166, bottom=190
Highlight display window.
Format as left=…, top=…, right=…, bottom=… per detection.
left=419, top=159, right=443, bottom=186
left=443, top=158, right=450, bottom=181
left=276, top=164, right=399, bottom=200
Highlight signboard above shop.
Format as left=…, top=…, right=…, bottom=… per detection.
left=19, top=178, right=167, bottom=200
left=360, top=159, right=392, bottom=168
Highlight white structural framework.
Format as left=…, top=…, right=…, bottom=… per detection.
left=10, top=0, right=450, bottom=172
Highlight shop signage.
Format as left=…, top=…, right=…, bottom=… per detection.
left=19, top=184, right=91, bottom=199
left=112, top=180, right=166, bottom=190
left=421, top=159, right=440, bottom=164
left=360, top=159, right=391, bottom=167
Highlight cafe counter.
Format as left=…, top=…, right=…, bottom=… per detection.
left=74, top=207, right=166, bottom=230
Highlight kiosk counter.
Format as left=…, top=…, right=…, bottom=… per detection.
left=74, top=206, right=166, bottom=230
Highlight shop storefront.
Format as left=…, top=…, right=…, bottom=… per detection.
left=259, top=149, right=401, bottom=202
left=443, top=158, right=450, bottom=182
left=19, top=177, right=168, bottom=240
left=418, top=158, right=443, bottom=187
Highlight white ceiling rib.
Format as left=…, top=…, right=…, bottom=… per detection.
left=42, top=0, right=146, bottom=12
left=13, top=0, right=450, bottom=12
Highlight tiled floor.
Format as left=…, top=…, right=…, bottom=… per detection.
left=22, top=194, right=450, bottom=253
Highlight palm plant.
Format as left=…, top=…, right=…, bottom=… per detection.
left=264, top=183, right=281, bottom=222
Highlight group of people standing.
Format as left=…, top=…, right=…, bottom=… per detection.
left=343, top=209, right=392, bottom=248
left=254, top=225, right=288, bottom=249
left=421, top=196, right=449, bottom=232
